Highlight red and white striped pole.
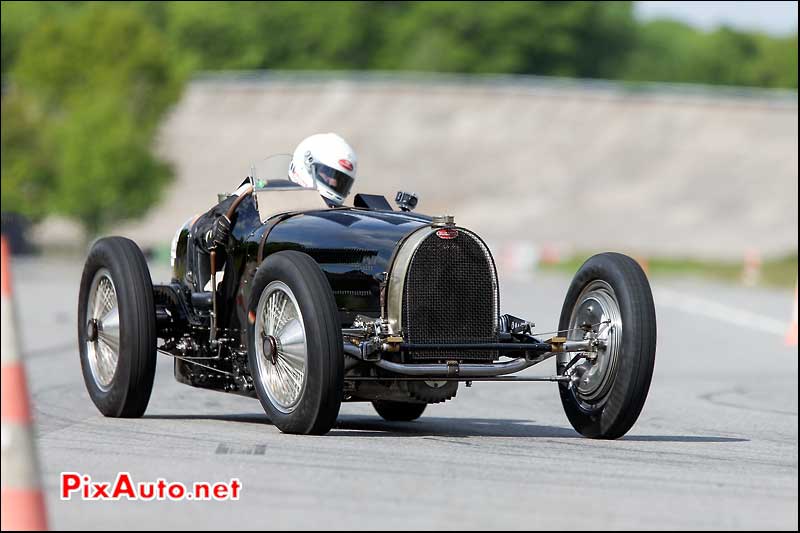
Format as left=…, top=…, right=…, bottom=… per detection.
left=1, top=236, right=48, bottom=530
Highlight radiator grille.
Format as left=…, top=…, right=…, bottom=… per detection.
left=402, top=228, right=499, bottom=360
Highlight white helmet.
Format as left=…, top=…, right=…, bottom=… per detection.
left=288, top=133, right=357, bottom=206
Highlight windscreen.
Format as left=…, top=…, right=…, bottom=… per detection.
left=250, top=154, right=313, bottom=191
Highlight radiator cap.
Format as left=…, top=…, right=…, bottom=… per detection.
left=431, top=215, right=455, bottom=227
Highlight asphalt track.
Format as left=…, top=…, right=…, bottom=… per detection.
left=10, top=257, right=798, bottom=530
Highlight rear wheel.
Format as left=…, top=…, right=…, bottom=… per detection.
left=247, top=251, right=344, bottom=435
left=78, top=237, right=157, bottom=417
left=557, top=252, right=656, bottom=439
left=372, top=401, right=427, bottom=422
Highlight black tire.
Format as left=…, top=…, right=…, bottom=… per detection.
left=372, top=401, right=427, bottom=422
left=78, top=237, right=157, bottom=418
left=247, top=251, right=344, bottom=435
left=557, top=252, right=656, bottom=439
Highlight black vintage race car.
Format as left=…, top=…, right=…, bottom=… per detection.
left=78, top=154, right=656, bottom=437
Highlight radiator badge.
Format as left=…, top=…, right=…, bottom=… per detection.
left=436, top=228, right=459, bottom=240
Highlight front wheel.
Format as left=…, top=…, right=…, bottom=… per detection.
left=247, top=251, right=344, bottom=435
left=557, top=252, right=656, bottom=439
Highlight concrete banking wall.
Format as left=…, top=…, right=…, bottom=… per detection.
left=111, top=72, right=797, bottom=260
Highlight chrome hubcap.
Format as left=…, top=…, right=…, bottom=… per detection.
left=85, top=268, right=120, bottom=392
left=254, top=281, right=307, bottom=414
left=263, top=335, right=279, bottom=365
left=566, top=280, right=622, bottom=403
left=86, top=319, right=99, bottom=342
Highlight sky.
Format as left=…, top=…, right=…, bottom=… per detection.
left=636, top=1, right=799, bottom=35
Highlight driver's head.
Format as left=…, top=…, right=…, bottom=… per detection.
left=288, top=133, right=357, bottom=206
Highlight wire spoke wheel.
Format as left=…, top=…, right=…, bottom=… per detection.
left=85, top=268, right=120, bottom=392
left=78, top=237, right=157, bottom=418
left=255, top=281, right=308, bottom=414
left=247, top=251, right=343, bottom=435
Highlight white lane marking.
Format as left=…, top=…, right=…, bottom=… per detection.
left=654, top=287, right=787, bottom=336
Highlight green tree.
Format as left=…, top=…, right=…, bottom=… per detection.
left=49, top=93, right=175, bottom=234
left=4, top=4, right=185, bottom=236
left=155, top=1, right=399, bottom=71
left=373, top=1, right=636, bottom=77
left=624, top=19, right=798, bottom=89
left=745, top=33, right=797, bottom=88
left=0, top=92, right=55, bottom=221
left=1, top=1, right=78, bottom=75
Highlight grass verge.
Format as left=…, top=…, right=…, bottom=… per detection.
left=539, top=252, right=798, bottom=289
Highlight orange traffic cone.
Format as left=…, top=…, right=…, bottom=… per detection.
left=786, top=284, right=798, bottom=347
left=742, top=248, right=762, bottom=286
left=1, top=236, right=48, bottom=530
left=539, top=243, right=560, bottom=266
